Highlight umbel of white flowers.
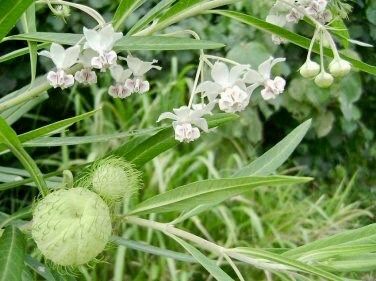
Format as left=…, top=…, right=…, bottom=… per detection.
left=39, top=24, right=161, bottom=97
left=108, top=55, right=161, bottom=99
left=267, top=0, right=331, bottom=44
left=158, top=56, right=286, bottom=143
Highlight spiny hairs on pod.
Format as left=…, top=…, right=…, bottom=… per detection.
left=31, top=188, right=112, bottom=266
left=76, top=156, right=142, bottom=202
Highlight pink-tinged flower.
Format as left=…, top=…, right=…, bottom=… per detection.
left=243, top=57, right=286, bottom=101
left=108, top=64, right=132, bottom=99
left=83, top=24, right=122, bottom=70
left=39, top=43, right=80, bottom=89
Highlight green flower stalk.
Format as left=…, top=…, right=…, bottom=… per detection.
left=32, top=188, right=112, bottom=266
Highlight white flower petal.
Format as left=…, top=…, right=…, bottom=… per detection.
left=243, top=69, right=263, bottom=84
left=196, top=81, right=222, bottom=98
left=211, top=61, right=230, bottom=87
left=229, top=64, right=250, bottom=85
left=110, top=65, right=132, bottom=83
left=157, top=112, right=178, bottom=122
left=49, top=43, right=66, bottom=69
left=83, top=27, right=102, bottom=53
left=125, top=55, right=161, bottom=77
left=191, top=118, right=208, bottom=132
left=61, top=45, right=80, bottom=69
left=99, top=25, right=123, bottom=51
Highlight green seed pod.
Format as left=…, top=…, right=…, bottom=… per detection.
left=79, top=156, right=141, bottom=202
left=32, top=188, right=112, bottom=266
left=314, top=71, right=334, bottom=88
left=329, top=58, right=351, bottom=77
left=299, top=60, right=320, bottom=78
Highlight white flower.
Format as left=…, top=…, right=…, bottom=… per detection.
left=39, top=43, right=80, bottom=70
left=108, top=64, right=132, bottom=99
left=174, top=123, right=200, bottom=143
left=83, top=25, right=123, bottom=70
left=39, top=43, right=80, bottom=89
left=218, top=85, right=250, bottom=113
left=109, top=65, right=132, bottom=84
left=196, top=62, right=250, bottom=102
left=260, top=77, right=286, bottom=100
left=157, top=103, right=214, bottom=142
left=286, top=8, right=304, bottom=23
left=47, top=69, right=74, bottom=89
left=124, top=55, right=161, bottom=77
left=243, top=57, right=286, bottom=101
left=121, top=55, right=161, bottom=94
left=125, top=78, right=150, bottom=94
left=74, top=68, right=97, bottom=85
left=108, top=85, right=131, bottom=99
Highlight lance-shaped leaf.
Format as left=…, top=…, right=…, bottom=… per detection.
left=0, top=226, right=26, bottom=281
left=129, top=176, right=312, bottom=215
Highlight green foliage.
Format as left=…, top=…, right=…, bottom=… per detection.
left=0, top=226, right=26, bottom=281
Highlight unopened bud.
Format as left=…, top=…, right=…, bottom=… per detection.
left=300, top=60, right=320, bottom=78
left=329, top=58, right=351, bottom=77
left=314, top=71, right=334, bottom=88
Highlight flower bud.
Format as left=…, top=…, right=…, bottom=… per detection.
left=299, top=60, right=320, bottom=78
left=54, top=5, right=71, bottom=18
left=314, top=71, right=334, bottom=88
left=32, top=188, right=112, bottom=266
left=329, top=58, right=351, bottom=77
left=85, top=157, right=141, bottom=202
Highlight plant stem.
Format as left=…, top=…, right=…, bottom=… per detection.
left=126, top=216, right=223, bottom=254
left=188, top=59, right=204, bottom=108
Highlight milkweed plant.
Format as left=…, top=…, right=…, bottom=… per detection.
left=0, top=0, right=375, bottom=280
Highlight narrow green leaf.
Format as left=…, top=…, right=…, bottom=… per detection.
left=0, top=116, right=48, bottom=196
left=137, top=0, right=240, bottom=35
left=169, top=235, right=234, bottom=281
left=212, top=10, right=376, bottom=76
left=283, top=224, right=376, bottom=258
left=24, top=256, right=57, bottom=281
left=20, top=3, right=37, bottom=84
left=0, top=226, right=26, bottom=281
left=114, top=113, right=237, bottom=167
left=127, top=0, right=176, bottom=35
left=113, top=0, right=147, bottom=31
left=0, top=109, right=100, bottom=154
left=0, top=43, right=49, bottom=63
left=0, top=207, right=32, bottom=229
left=319, top=254, right=376, bottom=272
left=23, top=129, right=159, bottom=147
left=234, top=119, right=312, bottom=177
left=6, top=33, right=225, bottom=50
left=0, top=0, right=34, bottom=41
left=233, top=248, right=342, bottom=281
left=1, top=93, right=48, bottom=125
left=111, top=236, right=195, bottom=262
left=129, top=176, right=311, bottom=215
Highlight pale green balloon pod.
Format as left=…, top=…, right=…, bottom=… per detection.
left=32, top=188, right=112, bottom=266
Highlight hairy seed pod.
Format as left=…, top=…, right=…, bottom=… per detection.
left=32, top=188, right=112, bottom=266
left=314, top=71, right=334, bottom=88
left=90, top=157, right=141, bottom=202
left=299, top=60, right=320, bottom=78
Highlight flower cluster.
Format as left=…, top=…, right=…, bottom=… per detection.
left=267, top=0, right=332, bottom=44
left=39, top=24, right=160, bottom=98
left=158, top=56, right=286, bottom=143
left=267, top=0, right=352, bottom=88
